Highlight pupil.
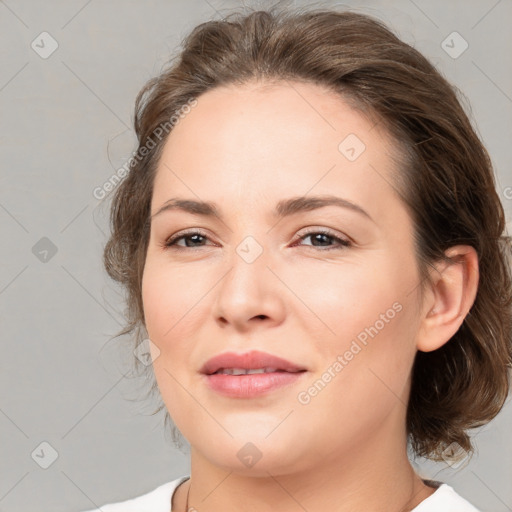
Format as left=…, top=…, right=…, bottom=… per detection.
left=313, top=233, right=330, bottom=246
left=187, top=234, right=204, bottom=246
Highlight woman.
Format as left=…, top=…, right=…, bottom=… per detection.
left=82, top=5, right=511, bottom=512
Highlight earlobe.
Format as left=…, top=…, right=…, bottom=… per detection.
left=416, top=246, right=479, bottom=353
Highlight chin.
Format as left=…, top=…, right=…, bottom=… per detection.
left=191, top=431, right=312, bottom=477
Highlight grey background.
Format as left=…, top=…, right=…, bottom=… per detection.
left=1, top=0, right=511, bottom=511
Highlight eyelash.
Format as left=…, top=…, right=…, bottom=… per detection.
left=163, top=228, right=352, bottom=251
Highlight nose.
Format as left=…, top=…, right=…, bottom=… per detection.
left=211, top=245, right=286, bottom=332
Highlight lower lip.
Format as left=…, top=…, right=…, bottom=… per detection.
left=203, top=371, right=306, bottom=398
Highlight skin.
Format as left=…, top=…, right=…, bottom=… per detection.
left=141, top=80, right=479, bottom=512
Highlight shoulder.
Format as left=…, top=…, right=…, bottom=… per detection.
left=78, top=475, right=190, bottom=512
left=413, top=482, right=481, bottom=512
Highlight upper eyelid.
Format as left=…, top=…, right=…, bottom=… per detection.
left=164, top=229, right=218, bottom=248
left=295, top=230, right=352, bottom=247
left=165, top=228, right=213, bottom=244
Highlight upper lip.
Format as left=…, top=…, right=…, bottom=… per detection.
left=200, top=350, right=307, bottom=375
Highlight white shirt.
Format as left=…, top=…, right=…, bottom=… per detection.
left=79, top=476, right=481, bottom=511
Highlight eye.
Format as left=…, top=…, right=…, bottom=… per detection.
left=293, top=228, right=352, bottom=251
left=163, top=230, right=213, bottom=249
left=162, top=228, right=352, bottom=251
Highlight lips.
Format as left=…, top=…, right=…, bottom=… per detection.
left=200, top=350, right=306, bottom=375
left=201, top=350, right=308, bottom=398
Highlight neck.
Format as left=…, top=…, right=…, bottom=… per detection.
left=178, top=413, right=435, bottom=512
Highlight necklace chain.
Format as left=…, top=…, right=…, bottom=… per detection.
left=184, top=481, right=190, bottom=512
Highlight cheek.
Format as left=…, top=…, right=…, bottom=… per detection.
left=294, top=299, right=417, bottom=456
left=286, top=254, right=410, bottom=345
left=141, top=259, right=213, bottom=403
left=294, top=254, right=419, bottom=400
left=141, top=262, right=199, bottom=417
left=141, top=259, right=204, bottom=342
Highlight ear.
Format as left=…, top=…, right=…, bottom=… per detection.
left=416, top=245, right=479, bottom=352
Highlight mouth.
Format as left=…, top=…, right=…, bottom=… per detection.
left=211, top=367, right=304, bottom=375
left=200, top=350, right=307, bottom=398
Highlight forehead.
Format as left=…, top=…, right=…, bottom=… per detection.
left=152, top=80, right=405, bottom=219
left=164, top=80, right=379, bottom=158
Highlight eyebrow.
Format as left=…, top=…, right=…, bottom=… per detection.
left=151, top=195, right=373, bottom=223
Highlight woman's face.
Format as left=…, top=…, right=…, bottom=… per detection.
left=142, top=81, right=424, bottom=475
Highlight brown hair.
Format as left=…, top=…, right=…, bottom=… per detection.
left=103, top=5, right=512, bottom=461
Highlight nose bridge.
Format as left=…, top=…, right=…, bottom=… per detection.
left=212, top=233, right=285, bottom=328
left=220, top=234, right=269, bottom=305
